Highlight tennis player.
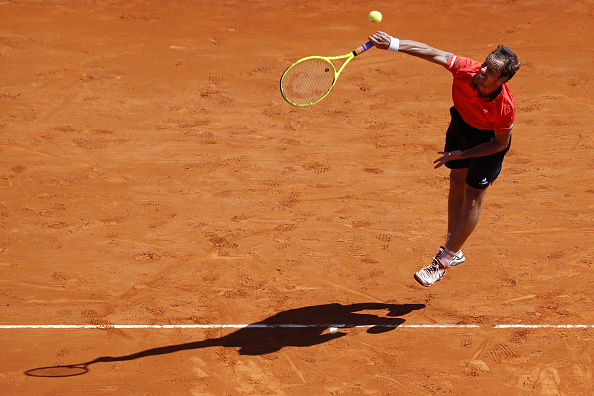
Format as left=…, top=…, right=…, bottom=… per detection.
left=369, top=31, right=520, bottom=287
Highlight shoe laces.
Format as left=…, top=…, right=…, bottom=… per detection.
left=434, top=247, right=454, bottom=268
left=428, top=258, right=445, bottom=273
left=420, top=259, right=446, bottom=281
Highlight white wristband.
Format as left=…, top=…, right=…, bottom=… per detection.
left=387, top=37, right=400, bottom=52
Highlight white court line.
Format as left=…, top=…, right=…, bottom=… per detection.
left=0, top=324, right=470, bottom=329
left=0, top=324, right=593, bottom=329
left=493, top=324, right=593, bottom=329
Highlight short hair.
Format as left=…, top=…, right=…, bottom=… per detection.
left=489, top=45, right=520, bottom=81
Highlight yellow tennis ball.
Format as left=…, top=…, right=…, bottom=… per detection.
left=369, top=10, right=382, bottom=23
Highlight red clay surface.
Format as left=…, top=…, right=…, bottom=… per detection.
left=1, top=0, right=593, bottom=394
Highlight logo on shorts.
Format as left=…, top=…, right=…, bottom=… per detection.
left=482, top=108, right=489, bottom=114
left=479, top=178, right=489, bottom=185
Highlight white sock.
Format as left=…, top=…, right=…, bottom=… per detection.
left=440, top=247, right=456, bottom=267
left=445, top=233, right=461, bottom=254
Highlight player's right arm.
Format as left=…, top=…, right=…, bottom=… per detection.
left=369, top=31, right=448, bottom=66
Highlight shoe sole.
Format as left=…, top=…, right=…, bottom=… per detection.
left=414, top=273, right=433, bottom=287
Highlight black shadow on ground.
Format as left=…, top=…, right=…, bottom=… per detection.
left=25, top=302, right=425, bottom=377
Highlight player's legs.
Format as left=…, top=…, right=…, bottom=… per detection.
left=443, top=138, right=509, bottom=254
left=444, top=135, right=508, bottom=254
left=415, top=182, right=487, bottom=287
left=447, top=168, right=468, bottom=235
left=445, top=182, right=487, bottom=254
left=415, top=107, right=505, bottom=286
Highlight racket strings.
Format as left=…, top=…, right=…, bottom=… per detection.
left=281, top=58, right=335, bottom=106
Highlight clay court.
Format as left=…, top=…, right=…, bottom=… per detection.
left=1, top=0, right=593, bottom=394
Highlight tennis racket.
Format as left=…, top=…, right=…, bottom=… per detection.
left=280, top=41, right=374, bottom=107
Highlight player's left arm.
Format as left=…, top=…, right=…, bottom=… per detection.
left=434, top=131, right=511, bottom=169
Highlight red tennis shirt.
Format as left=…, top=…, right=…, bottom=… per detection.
left=445, top=54, right=515, bottom=133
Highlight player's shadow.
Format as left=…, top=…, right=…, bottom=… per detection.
left=25, top=302, right=425, bottom=377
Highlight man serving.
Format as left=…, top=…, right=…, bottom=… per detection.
left=368, top=31, right=520, bottom=287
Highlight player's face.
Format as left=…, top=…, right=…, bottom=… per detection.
left=474, top=55, right=506, bottom=88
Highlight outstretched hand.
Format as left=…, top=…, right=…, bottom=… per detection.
left=434, top=150, right=463, bottom=169
left=368, top=31, right=392, bottom=50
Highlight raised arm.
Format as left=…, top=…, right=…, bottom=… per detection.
left=369, top=31, right=448, bottom=66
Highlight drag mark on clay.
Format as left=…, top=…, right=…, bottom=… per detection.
left=0, top=143, right=93, bottom=168
left=282, top=353, right=307, bottom=384
left=499, top=295, right=537, bottom=304
left=315, top=278, right=384, bottom=303
left=374, top=374, right=420, bottom=394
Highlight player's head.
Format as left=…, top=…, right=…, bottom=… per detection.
left=488, top=45, right=520, bottom=81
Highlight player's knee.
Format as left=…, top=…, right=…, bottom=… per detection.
left=464, top=185, right=487, bottom=203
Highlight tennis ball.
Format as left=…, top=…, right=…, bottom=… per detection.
left=369, top=10, right=382, bottom=23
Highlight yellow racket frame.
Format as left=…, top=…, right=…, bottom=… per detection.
left=280, top=41, right=374, bottom=107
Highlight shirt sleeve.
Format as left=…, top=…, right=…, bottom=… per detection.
left=444, top=53, right=458, bottom=72
left=444, top=54, right=476, bottom=75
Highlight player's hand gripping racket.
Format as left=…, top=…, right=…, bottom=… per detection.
left=280, top=41, right=374, bottom=107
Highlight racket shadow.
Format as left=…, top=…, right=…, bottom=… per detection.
left=25, top=302, right=425, bottom=378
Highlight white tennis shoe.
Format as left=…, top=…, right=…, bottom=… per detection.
left=449, top=248, right=466, bottom=266
left=414, top=258, right=447, bottom=287
left=414, top=246, right=465, bottom=287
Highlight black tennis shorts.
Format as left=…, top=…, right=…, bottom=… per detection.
left=444, top=107, right=511, bottom=190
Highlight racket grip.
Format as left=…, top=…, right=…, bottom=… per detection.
left=352, top=41, right=374, bottom=56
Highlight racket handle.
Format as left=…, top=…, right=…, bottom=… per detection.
left=352, top=41, right=374, bottom=56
